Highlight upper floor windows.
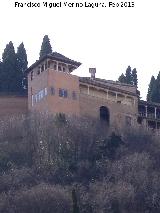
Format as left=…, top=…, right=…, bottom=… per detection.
left=54, top=64, right=57, bottom=70
left=58, top=66, right=62, bottom=71
left=59, top=88, right=68, bottom=98
left=50, top=87, right=55, bottom=95
left=30, top=61, right=69, bottom=81
left=31, top=86, right=77, bottom=107
left=32, top=88, right=48, bottom=105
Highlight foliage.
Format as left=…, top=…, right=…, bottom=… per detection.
left=0, top=184, right=71, bottom=213
left=16, top=42, right=28, bottom=92
left=118, top=66, right=138, bottom=87
left=72, top=188, right=80, bottom=213
left=132, top=68, right=138, bottom=86
left=118, top=73, right=126, bottom=83
left=0, top=114, right=160, bottom=212
left=147, top=76, right=156, bottom=101
left=39, top=35, right=52, bottom=59
left=147, top=72, right=160, bottom=103
left=0, top=41, right=28, bottom=94
left=1, top=41, right=17, bottom=92
left=125, top=65, right=132, bottom=84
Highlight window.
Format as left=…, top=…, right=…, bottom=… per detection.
left=48, top=61, right=51, bottom=68
left=58, top=66, right=62, bottom=71
left=37, top=67, right=41, bottom=75
left=63, top=67, right=65, bottom=72
left=44, top=88, right=47, bottom=96
left=64, top=90, right=68, bottom=98
left=39, top=90, right=45, bottom=100
left=125, top=116, right=132, bottom=126
left=72, top=91, right=77, bottom=100
left=59, top=89, right=63, bottom=97
left=35, top=94, right=38, bottom=103
left=59, top=88, right=68, bottom=98
left=31, top=71, right=33, bottom=81
left=51, top=87, right=55, bottom=95
left=54, top=64, right=57, bottom=70
left=45, top=62, right=47, bottom=70
left=41, top=64, right=44, bottom=72
left=100, top=106, right=110, bottom=125
left=34, top=88, right=48, bottom=103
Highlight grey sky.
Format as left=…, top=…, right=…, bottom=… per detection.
left=0, top=0, right=160, bottom=99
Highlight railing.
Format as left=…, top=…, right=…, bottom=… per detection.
left=138, top=112, right=160, bottom=120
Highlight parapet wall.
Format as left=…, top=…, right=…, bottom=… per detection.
left=0, top=95, right=28, bottom=117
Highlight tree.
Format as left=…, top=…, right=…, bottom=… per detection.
left=118, top=73, right=126, bottom=83
left=132, top=68, right=138, bottom=87
left=72, top=189, right=80, bottom=213
left=2, top=41, right=18, bottom=92
left=16, top=43, right=28, bottom=93
left=118, top=66, right=138, bottom=86
left=147, top=73, right=160, bottom=103
left=153, top=72, right=160, bottom=103
left=125, top=66, right=132, bottom=84
left=0, top=61, right=2, bottom=91
left=39, top=35, right=52, bottom=59
left=147, top=76, right=156, bottom=102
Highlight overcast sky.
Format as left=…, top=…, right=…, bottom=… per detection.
left=0, top=0, right=160, bottom=99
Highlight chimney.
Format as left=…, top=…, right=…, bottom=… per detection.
left=89, top=68, right=96, bottom=79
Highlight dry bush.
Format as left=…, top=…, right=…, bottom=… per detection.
left=1, top=113, right=160, bottom=212
left=78, top=180, right=135, bottom=213
left=0, top=183, right=72, bottom=213
left=0, top=168, right=38, bottom=193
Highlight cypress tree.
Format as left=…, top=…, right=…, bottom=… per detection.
left=39, top=35, right=52, bottom=59
left=147, top=73, right=160, bottom=103
left=153, top=72, right=160, bottom=103
left=147, top=76, right=156, bottom=101
left=0, top=61, right=2, bottom=91
left=132, top=68, right=138, bottom=87
left=2, top=41, right=18, bottom=92
left=72, top=189, right=80, bottom=213
left=16, top=42, right=28, bottom=93
left=118, top=73, right=126, bottom=83
left=125, top=66, right=132, bottom=84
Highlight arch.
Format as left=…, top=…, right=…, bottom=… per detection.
left=100, top=106, right=110, bottom=124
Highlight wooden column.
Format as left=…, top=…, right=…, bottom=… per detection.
left=87, top=86, right=90, bottom=95
left=106, top=90, right=108, bottom=99
left=145, top=105, right=148, bottom=117
left=155, top=107, right=157, bottom=119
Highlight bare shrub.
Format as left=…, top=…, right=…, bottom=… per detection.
left=0, top=184, right=71, bottom=213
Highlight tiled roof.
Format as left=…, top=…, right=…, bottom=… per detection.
left=79, top=77, right=138, bottom=97
left=50, top=52, right=81, bottom=66
left=139, top=100, right=160, bottom=107
left=80, top=77, right=135, bottom=87
left=26, top=52, right=81, bottom=73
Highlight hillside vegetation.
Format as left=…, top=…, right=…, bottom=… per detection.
left=0, top=113, right=160, bottom=213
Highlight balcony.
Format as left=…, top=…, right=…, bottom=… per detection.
left=138, top=112, right=160, bottom=120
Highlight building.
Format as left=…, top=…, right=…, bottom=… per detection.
left=0, top=49, right=160, bottom=133
left=26, top=52, right=140, bottom=131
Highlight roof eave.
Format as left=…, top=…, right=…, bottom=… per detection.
left=26, top=54, right=81, bottom=74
